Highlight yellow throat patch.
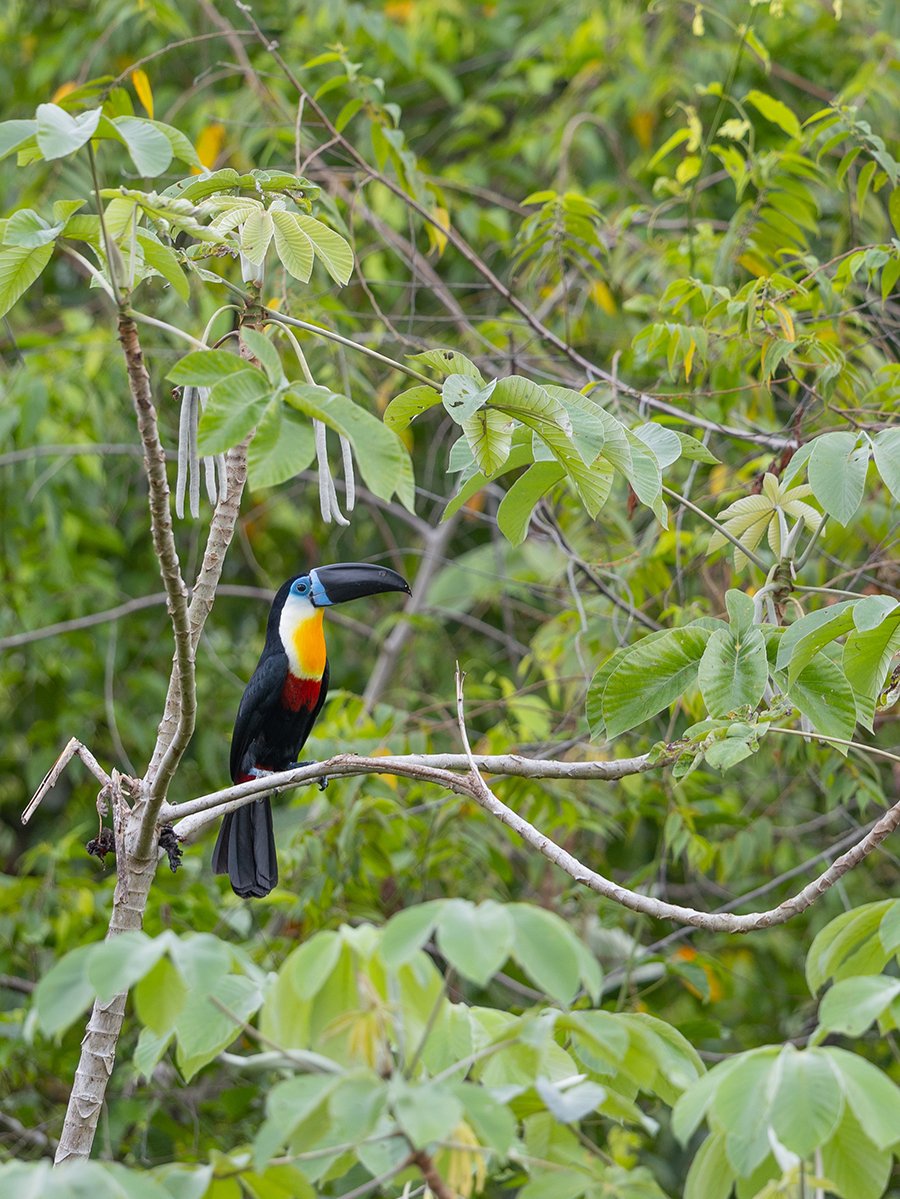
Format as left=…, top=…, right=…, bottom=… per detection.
left=290, top=609, right=326, bottom=678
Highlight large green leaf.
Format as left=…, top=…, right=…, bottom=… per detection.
left=287, top=384, right=415, bottom=510
left=684, top=1133, right=733, bottom=1199
left=271, top=209, right=314, bottom=282
left=35, top=103, right=101, bottom=159
left=136, top=232, right=190, bottom=301
left=134, top=956, right=189, bottom=1036
left=805, top=900, right=893, bottom=994
left=174, top=974, right=262, bottom=1081
left=821, top=1107, right=892, bottom=1199
left=0, top=118, right=37, bottom=162
left=602, top=626, right=712, bottom=738
left=841, top=612, right=900, bottom=730
left=497, top=462, right=564, bottom=545
left=873, top=427, right=900, bottom=502
left=407, top=347, right=485, bottom=382
left=697, top=626, right=768, bottom=717
left=828, top=1047, right=900, bottom=1151
left=0, top=242, right=54, bottom=319
left=197, top=370, right=273, bottom=455
left=782, top=652, right=858, bottom=743
left=33, top=944, right=96, bottom=1036
left=817, top=975, right=900, bottom=1037
left=86, top=930, right=170, bottom=1002
left=247, top=404, right=316, bottom=489
left=775, top=600, right=856, bottom=680
left=114, top=116, right=173, bottom=176
left=434, top=899, right=515, bottom=987
left=391, top=1079, right=463, bottom=1148
left=383, top=385, right=441, bottom=429
left=442, top=373, right=495, bottom=423
left=240, top=207, right=274, bottom=268
left=293, top=213, right=353, bottom=284
left=462, top=407, right=515, bottom=475
left=808, top=431, right=869, bottom=525
left=768, top=1047, right=843, bottom=1159
left=167, top=349, right=251, bottom=387
left=509, top=904, right=582, bottom=1004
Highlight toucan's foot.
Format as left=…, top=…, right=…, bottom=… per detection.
left=289, top=760, right=329, bottom=791
left=159, top=824, right=183, bottom=873
left=246, top=763, right=328, bottom=790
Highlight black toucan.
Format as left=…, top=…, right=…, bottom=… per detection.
left=213, top=562, right=410, bottom=898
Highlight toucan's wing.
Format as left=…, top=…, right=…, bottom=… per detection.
left=229, top=650, right=289, bottom=781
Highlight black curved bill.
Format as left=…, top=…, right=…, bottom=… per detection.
left=310, top=562, right=411, bottom=606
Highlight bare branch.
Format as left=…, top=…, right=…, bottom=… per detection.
left=22, top=738, right=112, bottom=825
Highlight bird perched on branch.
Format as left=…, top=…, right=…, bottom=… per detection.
left=213, top=562, right=411, bottom=898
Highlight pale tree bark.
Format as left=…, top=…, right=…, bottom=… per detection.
left=52, top=314, right=253, bottom=1163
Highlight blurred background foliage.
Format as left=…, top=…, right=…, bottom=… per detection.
left=0, top=0, right=898, bottom=1194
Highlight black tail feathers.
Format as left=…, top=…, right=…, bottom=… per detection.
left=212, top=798, right=278, bottom=898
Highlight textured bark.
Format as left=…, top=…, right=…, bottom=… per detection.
left=54, top=792, right=156, bottom=1164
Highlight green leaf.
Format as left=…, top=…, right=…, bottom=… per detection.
left=136, top=232, right=189, bottom=301
left=535, top=1078, right=606, bottom=1123
left=462, top=407, right=515, bottom=475
left=452, top=1082, right=517, bottom=1153
left=381, top=902, right=443, bottom=969
left=240, top=207, right=274, bottom=268
left=86, top=930, right=169, bottom=1001
left=134, top=955, right=189, bottom=1035
left=675, top=431, right=719, bottom=464
left=435, top=899, right=515, bottom=987
left=271, top=210, right=314, bottom=282
left=769, top=1047, right=843, bottom=1158
left=852, top=594, right=900, bottom=632
left=821, top=1106, right=892, bottom=1199
left=776, top=601, right=856, bottom=681
left=286, top=385, right=415, bottom=511
left=4, top=209, right=62, bottom=248
left=725, top=589, right=755, bottom=633
left=248, top=405, right=316, bottom=489
left=497, top=462, right=564, bottom=545
left=745, top=89, right=801, bottom=138
left=285, top=930, right=343, bottom=1001
left=697, top=627, right=768, bottom=717
left=392, top=1079, right=463, bottom=1149
left=441, top=373, right=495, bottom=423
left=806, top=900, right=894, bottom=994
left=509, top=904, right=582, bottom=1004
left=198, top=370, right=273, bottom=455
left=175, top=974, right=262, bottom=1081
left=633, top=422, right=682, bottom=468
left=383, top=385, right=441, bottom=429
left=35, top=103, right=102, bottom=159
left=407, top=348, right=485, bottom=382
left=842, top=613, right=900, bottom=730
left=114, top=116, right=173, bottom=176
left=292, top=213, right=353, bottom=284
left=167, top=349, right=249, bottom=387
left=684, top=1133, right=733, bottom=1199
left=0, top=242, right=54, bottom=319
left=0, top=119, right=37, bottom=162
left=818, top=975, right=900, bottom=1037
left=783, top=653, right=858, bottom=742
left=33, top=944, right=96, bottom=1036
left=240, top=329, right=283, bottom=384
left=808, top=431, right=869, bottom=525
left=602, top=627, right=712, bottom=738
left=828, top=1046, right=900, bottom=1151
left=585, top=645, right=640, bottom=739
left=714, top=1051, right=776, bottom=1175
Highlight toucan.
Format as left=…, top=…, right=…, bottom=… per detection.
left=213, top=562, right=411, bottom=898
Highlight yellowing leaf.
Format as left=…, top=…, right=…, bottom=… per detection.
left=738, top=253, right=770, bottom=277
left=773, top=303, right=795, bottom=341
left=195, top=123, right=225, bottom=172
left=590, top=279, right=617, bottom=315
left=709, top=464, right=729, bottom=496
left=51, top=82, right=77, bottom=103
left=684, top=336, right=696, bottom=380
left=385, top=0, right=413, bottom=18
left=427, top=206, right=450, bottom=257
left=630, top=110, right=656, bottom=150
left=131, top=69, right=154, bottom=118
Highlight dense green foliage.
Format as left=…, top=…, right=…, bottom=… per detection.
left=0, top=1, right=898, bottom=1196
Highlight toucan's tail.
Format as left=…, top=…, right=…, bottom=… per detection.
left=212, top=797, right=278, bottom=898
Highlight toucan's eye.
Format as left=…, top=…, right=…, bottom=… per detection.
left=293, top=580, right=308, bottom=594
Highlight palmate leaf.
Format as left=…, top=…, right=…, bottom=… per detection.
left=709, top=474, right=819, bottom=569
left=271, top=209, right=314, bottom=281
left=697, top=626, right=768, bottom=717
left=807, top=431, right=869, bottom=525
left=496, top=462, right=565, bottom=545
left=293, top=212, right=353, bottom=283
